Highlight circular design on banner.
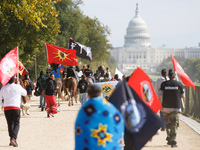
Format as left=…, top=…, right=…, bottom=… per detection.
left=103, top=110, right=109, bottom=116
left=142, top=83, right=152, bottom=102
left=101, top=83, right=114, bottom=96
left=121, top=99, right=146, bottom=132
left=2, top=58, right=15, bottom=75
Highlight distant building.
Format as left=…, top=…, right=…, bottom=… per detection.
left=108, top=4, right=200, bottom=75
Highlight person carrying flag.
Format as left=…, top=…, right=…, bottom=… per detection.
left=50, top=63, right=63, bottom=79
left=159, top=69, right=185, bottom=148
left=0, top=76, right=27, bottom=147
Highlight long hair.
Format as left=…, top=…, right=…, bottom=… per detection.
left=161, top=69, right=167, bottom=81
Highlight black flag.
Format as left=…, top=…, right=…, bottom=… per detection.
left=109, top=81, right=164, bottom=150
left=69, top=38, right=92, bottom=61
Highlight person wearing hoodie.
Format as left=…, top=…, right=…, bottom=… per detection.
left=155, top=69, right=169, bottom=131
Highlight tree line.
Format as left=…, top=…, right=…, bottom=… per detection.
left=0, top=0, right=117, bottom=80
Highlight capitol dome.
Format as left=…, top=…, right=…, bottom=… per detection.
left=124, top=4, right=151, bottom=48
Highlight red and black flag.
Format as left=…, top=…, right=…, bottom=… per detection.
left=109, top=81, right=164, bottom=150
left=127, top=67, right=162, bottom=113
left=69, top=38, right=92, bottom=61
left=46, top=43, right=77, bottom=66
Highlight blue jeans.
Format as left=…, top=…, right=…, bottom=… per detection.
left=80, top=93, right=87, bottom=105
left=40, top=95, right=46, bottom=108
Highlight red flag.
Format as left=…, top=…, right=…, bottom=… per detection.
left=46, top=43, right=77, bottom=66
left=127, top=67, right=161, bottom=113
left=0, top=48, right=18, bottom=86
left=18, top=61, right=29, bottom=77
left=171, top=54, right=195, bottom=90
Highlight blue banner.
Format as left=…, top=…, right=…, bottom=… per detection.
left=93, top=81, right=118, bottom=99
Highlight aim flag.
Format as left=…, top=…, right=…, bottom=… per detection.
left=127, top=67, right=161, bottom=113
left=93, top=81, right=118, bottom=99
left=0, top=47, right=18, bottom=86
left=46, top=43, right=77, bottom=66
left=18, top=61, right=29, bottom=77
left=109, top=81, right=164, bottom=150
left=69, top=38, right=92, bottom=61
left=171, top=54, right=196, bottom=90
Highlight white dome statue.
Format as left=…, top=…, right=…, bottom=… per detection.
left=124, top=4, right=151, bottom=48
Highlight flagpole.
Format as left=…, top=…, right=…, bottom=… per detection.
left=45, top=41, right=49, bottom=68
left=17, top=43, right=19, bottom=83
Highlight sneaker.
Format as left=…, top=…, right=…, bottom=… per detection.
left=171, top=144, right=178, bottom=148
left=167, top=141, right=172, bottom=145
left=47, top=114, right=50, bottom=118
left=41, top=107, right=44, bottom=111
left=10, top=139, right=18, bottom=147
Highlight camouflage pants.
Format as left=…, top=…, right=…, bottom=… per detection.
left=163, top=111, right=179, bottom=144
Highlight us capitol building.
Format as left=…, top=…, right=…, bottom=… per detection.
left=108, top=4, right=200, bottom=74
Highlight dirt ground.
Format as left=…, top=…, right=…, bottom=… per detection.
left=0, top=96, right=200, bottom=150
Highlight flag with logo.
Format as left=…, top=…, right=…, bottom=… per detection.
left=171, top=54, right=195, bottom=90
left=69, top=38, right=92, bottom=61
left=109, top=81, right=164, bottom=150
left=46, top=43, right=77, bottom=66
left=18, top=61, right=29, bottom=77
left=93, top=81, right=118, bottom=99
left=0, top=47, right=18, bottom=86
left=127, top=67, right=161, bottom=113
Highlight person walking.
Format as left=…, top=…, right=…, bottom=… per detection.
left=155, top=69, right=169, bottom=131
left=0, top=76, right=27, bottom=147
left=77, top=75, right=89, bottom=105
left=22, top=74, right=34, bottom=115
left=44, top=74, right=59, bottom=117
left=159, top=69, right=185, bottom=148
left=35, top=71, right=47, bottom=111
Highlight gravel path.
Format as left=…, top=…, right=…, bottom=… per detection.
left=0, top=95, right=200, bottom=150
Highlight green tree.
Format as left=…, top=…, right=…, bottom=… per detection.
left=157, top=56, right=185, bottom=74
left=0, top=0, right=60, bottom=79
left=183, top=58, right=200, bottom=82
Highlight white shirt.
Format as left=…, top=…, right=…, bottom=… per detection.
left=0, top=83, right=27, bottom=108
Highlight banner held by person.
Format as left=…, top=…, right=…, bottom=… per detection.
left=18, top=61, right=29, bottom=77
left=69, top=38, right=92, bottom=61
left=0, top=47, right=18, bottom=86
left=171, top=54, right=196, bottom=90
left=46, top=43, right=77, bottom=66
left=127, top=67, right=161, bottom=113
left=109, top=81, right=164, bottom=150
left=93, top=81, right=118, bottom=100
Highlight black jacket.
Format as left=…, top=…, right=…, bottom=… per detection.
left=45, top=78, right=56, bottom=96
left=23, top=79, right=34, bottom=95
left=78, top=79, right=89, bottom=93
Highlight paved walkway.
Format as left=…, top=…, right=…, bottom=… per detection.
left=180, top=114, right=200, bottom=135
left=0, top=95, right=200, bottom=150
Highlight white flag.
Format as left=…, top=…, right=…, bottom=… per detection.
left=115, top=68, right=123, bottom=80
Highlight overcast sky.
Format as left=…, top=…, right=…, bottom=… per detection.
left=80, top=0, right=200, bottom=48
